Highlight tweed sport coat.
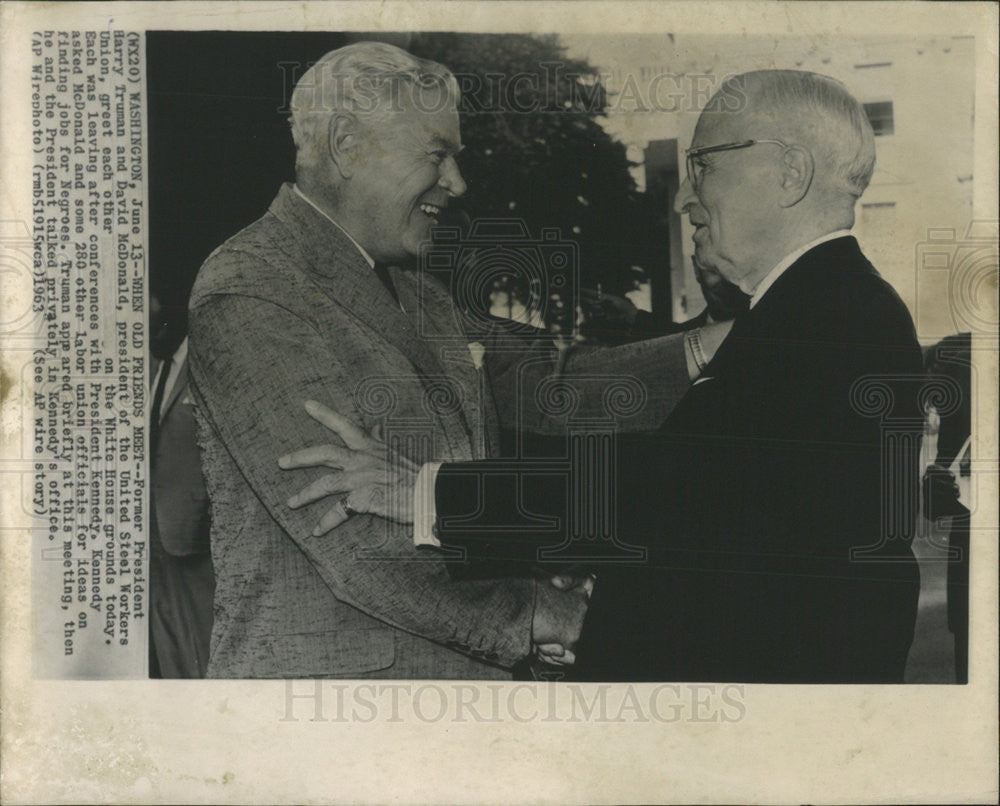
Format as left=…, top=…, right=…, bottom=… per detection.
left=188, top=185, right=541, bottom=678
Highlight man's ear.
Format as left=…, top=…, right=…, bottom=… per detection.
left=778, top=145, right=814, bottom=208
left=327, top=113, right=360, bottom=179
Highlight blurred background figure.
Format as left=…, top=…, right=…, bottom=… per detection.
left=488, top=274, right=546, bottom=328
left=921, top=332, right=972, bottom=683
left=149, top=292, right=214, bottom=678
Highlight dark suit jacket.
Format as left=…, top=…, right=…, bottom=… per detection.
left=433, top=237, right=923, bottom=683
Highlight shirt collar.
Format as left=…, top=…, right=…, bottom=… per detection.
left=154, top=336, right=188, bottom=375
left=172, top=336, right=189, bottom=366
left=748, top=229, right=853, bottom=309
left=293, top=184, right=375, bottom=269
left=152, top=337, right=187, bottom=400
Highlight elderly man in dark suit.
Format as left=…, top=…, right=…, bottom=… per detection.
left=188, top=42, right=713, bottom=678
left=285, top=69, right=924, bottom=683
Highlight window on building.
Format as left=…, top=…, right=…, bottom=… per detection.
left=864, top=101, right=895, bottom=136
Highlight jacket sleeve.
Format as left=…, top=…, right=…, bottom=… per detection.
left=432, top=425, right=690, bottom=565
left=435, top=275, right=925, bottom=681
left=433, top=460, right=570, bottom=567
left=631, top=308, right=684, bottom=337
left=487, top=329, right=692, bottom=435
left=188, top=286, right=535, bottom=667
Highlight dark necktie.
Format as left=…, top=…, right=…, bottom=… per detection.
left=373, top=262, right=400, bottom=307
left=150, top=356, right=172, bottom=458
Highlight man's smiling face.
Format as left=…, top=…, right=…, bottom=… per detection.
left=351, top=86, right=467, bottom=264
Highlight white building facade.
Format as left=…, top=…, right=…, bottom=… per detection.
left=564, top=34, right=976, bottom=334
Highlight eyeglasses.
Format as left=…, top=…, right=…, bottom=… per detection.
left=685, top=139, right=789, bottom=191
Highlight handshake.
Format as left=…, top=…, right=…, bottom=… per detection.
left=279, top=399, right=594, bottom=670
left=531, top=571, right=594, bottom=667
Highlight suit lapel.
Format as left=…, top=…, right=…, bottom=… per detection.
left=705, top=236, right=865, bottom=379
left=395, top=268, right=496, bottom=459
left=270, top=185, right=485, bottom=460
left=269, top=185, right=445, bottom=382
left=745, top=235, right=863, bottom=322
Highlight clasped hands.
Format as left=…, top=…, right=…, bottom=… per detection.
left=278, top=399, right=590, bottom=666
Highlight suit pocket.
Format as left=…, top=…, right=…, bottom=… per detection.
left=260, top=628, right=395, bottom=677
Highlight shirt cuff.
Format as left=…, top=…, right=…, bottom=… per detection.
left=413, top=462, right=443, bottom=547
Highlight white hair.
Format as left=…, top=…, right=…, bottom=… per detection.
left=711, top=70, right=876, bottom=198
left=289, top=41, right=459, bottom=172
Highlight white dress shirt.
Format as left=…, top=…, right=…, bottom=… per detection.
left=151, top=337, right=188, bottom=424
left=414, top=461, right=444, bottom=547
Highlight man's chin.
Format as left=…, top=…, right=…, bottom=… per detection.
left=695, top=250, right=741, bottom=284
left=693, top=245, right=717, bottom=269
left=401, top=230, right=438, bottom=263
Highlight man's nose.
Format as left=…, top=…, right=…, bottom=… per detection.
left=673, top=175, right=698, bottom=215
left=439, top=156, right=467, bottom=198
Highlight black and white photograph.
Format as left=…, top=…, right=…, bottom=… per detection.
left=1, top=2, right=997, bottom=804
left=144, top=28, right=979, bottom=684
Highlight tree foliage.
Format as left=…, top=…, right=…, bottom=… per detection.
left=410, top=33, right=665, bottom=295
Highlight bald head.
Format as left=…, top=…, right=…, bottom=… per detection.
left=701, top=70, right=876, bottom=199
